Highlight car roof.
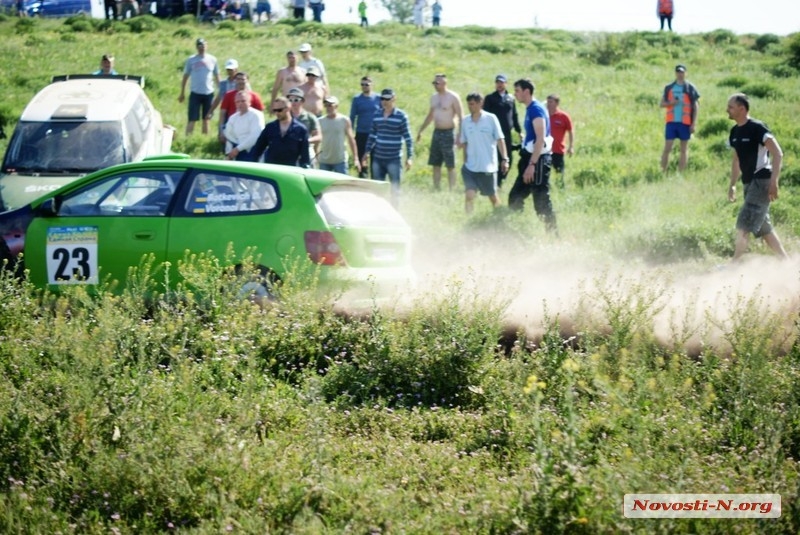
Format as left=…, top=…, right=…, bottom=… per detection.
left=19, top=76, right=148, bottom=123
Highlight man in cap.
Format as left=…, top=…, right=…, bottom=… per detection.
left=179, top=38, right=220, bottom=135
left=297, top=66, right=326, bottom=116
left=93, top=54, right=117, bottom=75
left=362, top=89, right=414, bottom=206
left=208, top=58, right=239, bottom=127
left=270, top=50, right=306, bottom=102
left=287, top=87, right=322, bottom=165
left=483, top=74, right=521, bottom=186
left=298, top=42, right=327, bottom=90
left=318, top=96, right=360, bottom=175
left=460, top=92, right=508, bottom=213
left=416, top=73, right=463, bottom=191
left=350, top=75, right=381, bottom=178
left=660, top=63, right=700, bottom=172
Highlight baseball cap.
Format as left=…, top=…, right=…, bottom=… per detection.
left=675, top=64, right=687, bottom=72
left=196, top=38, right=206, bottom=46
left=380, top=88, right=395, bottom=99
left=287, top=87, right=305, bottom=100
left=224, top=58, right=238, bottom=70
left=323, top=96, right=339, bottom=105
left=305, top=66, right=320, bottom=77
left=298, top=42, right=312, bottom=52
left=495, top=74, right=507, bottom=83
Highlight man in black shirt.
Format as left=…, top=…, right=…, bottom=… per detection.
left=726, top=92, right=788, bottom=260
left=483, top=74, right=521, bottom=186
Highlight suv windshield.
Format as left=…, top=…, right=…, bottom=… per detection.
left=2, top=121, right=126, bottom=173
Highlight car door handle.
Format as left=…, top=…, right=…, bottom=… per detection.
left=133, top=231, right=156, bottom=240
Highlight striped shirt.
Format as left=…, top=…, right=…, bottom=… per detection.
left=364, top=107, right=413, bottom=161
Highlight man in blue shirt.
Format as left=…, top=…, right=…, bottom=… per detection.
left=251, top=97, right=310, bottom=168
left=362, top=88, right=414, bottom=206
left=508, top=78, right=557, bottom=234
left=349, top=76, right=381, bottom=178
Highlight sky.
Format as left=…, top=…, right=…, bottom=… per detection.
left=296, top=0, right=800, bottom=36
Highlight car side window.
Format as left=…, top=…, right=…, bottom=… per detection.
left=185, top=171, right=279, bottom=215
left=59, top=170, right=182, bottom=216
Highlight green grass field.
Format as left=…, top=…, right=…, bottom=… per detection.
left=1, top=14, right=800, bottom=533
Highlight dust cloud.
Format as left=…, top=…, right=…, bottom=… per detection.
left=404, top=230, right=800, bottom=355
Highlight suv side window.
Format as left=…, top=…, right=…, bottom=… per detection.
left=184, top=171, right=280, bottom=215
left=59, top=170, right=182, bottom=216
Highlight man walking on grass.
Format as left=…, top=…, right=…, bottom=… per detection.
left=416, top=73, right=463, bottom=191
left=726, top=92, right=788, bottom=261
left=508, top=78, right=557, bottom=234
left=459, top=92, right=508, bottom=213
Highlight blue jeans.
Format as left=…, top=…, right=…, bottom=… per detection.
left=320, top=162, right=347, bottom=175
left=371, top=158, right=402, bottom=204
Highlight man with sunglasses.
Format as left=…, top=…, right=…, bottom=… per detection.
left=251, top=96, right=310, bottom=168
left=349, top=76, right=381, bottom=178
left=287, top=87, right=322, bottom=166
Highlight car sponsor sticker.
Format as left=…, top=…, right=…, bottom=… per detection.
left=46, top=226, right=99, bottom=285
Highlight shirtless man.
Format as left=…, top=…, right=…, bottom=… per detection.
left=416, top=73, right=463, bottom=190
left=297, top=66, right=326, bottom=117
left=270, top=50, right=306, bottom=102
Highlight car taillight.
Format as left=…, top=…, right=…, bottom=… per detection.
left=304, top=231, right=345, bottom=265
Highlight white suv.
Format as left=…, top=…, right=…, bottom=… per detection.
left=0, top=74, right=174, bottom=212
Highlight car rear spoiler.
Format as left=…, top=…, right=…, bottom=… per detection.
left=51, top=74, right=146, bottom=88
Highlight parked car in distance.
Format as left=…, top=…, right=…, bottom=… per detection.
left=0, top=157, right=416, bottom=301
left=0, top=74, right=174, bottom=213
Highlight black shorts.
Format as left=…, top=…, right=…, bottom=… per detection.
left=188, top=92, right=213, bottom=122
left=551, top=153, right=565, bottom=173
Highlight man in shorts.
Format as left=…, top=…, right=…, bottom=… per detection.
left=660, top=63, right=699, bottom=172
left=416, top=73, right=463, bottom=191
left=726, top=93, right=788, bottom=261
left=459, top=93, right=509, bottom=214
left=178, top=38, right=220, bottom=136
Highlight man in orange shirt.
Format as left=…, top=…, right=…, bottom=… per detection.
left=660, top=64, right=699, bottom=173
left=657, top=0, right=674, bottom=31
left=546, top=94, right=573, bottom=189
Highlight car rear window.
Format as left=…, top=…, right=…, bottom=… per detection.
left=318, top=189, right=407, bottom=227
left=185, top=172, right=279, bottom=215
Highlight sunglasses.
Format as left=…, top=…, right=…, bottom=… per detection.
left=271, top=107, right=286, bottom=113
left=288, top=97, right=303, bottom=103
left=381, top=97, right=392, bottom=101
left=360, top=83, right=371, bottom=86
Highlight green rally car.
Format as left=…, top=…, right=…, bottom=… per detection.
left=0, top=156, right=415, bottom=299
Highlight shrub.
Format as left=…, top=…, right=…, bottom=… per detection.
left=360, top=61, right=384, bottom=72
left=704, top=28, right=737, bottom=45
left=697, top=118, right=730, bottom=139
left=124, top=14, right=161, bottom=33
left=741, top=83, right=780, bottom=99
left=14, top=17, right=36, bottom=34
left=625, top=222, right=733, bottom=263
left=717, top=75, right=747, bottom=88
left=615, top=60, right=636, bottom=71
left=634, top=93, right=659, bottom=107
left=66, top=19, right=94, bottom=32
left=173, top=27, right=192, bottom=38
left=770, top=63, right=796, bottom=78
left=753, top=33, right=781, bottom=52
left=586, top=34, right=634, bottom=66
left=780, top=166, right=800, bottom=187
left=788, top=33, right=800, bottom=70
left=706, top=139, right=730, bottom=158
left=463, top=42, right=505, bottom=54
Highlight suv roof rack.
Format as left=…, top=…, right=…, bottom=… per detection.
left=50, top=74, right=146, bottom=88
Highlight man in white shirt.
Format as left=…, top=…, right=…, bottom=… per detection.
left=224, top=91, right=265, bottom=161
left=459, top=92, right=508, bottom=213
